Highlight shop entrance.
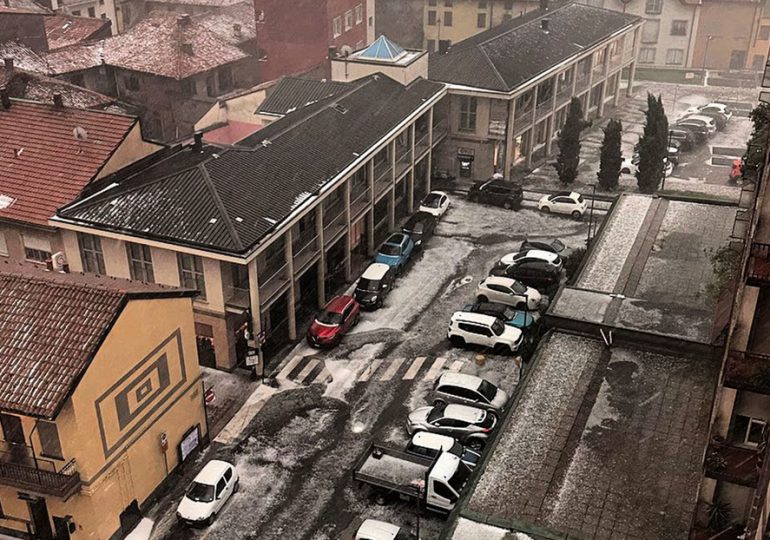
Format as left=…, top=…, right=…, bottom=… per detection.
left=27, top=498, right=53, bottom=540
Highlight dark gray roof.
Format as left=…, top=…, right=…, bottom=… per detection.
left=56, top=75, right=444, bottom=255
left=429, top=2, right=641, bottom=92
left=258, top=77, right=351, bottom=116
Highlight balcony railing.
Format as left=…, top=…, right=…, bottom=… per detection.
left=593, top=63, right=607, bottom=78
left=724, top=350, right=770, bottom=394
left=350, top=187, right=370, bottom=218
left=747, top=242, right=770, bottom=286
left=293, top=234, right=319, bottom=271
left=0, top=443, right=80, bottom=498
left=704, top=441, right=760, bottom=487
left=323, top=207, right=346, bottom=246
left=258, top=263, right=289, bottom=304
left=374, top=163, right=392, bottom=199
left=395, top=150, right=412, bottom=179
left=414, top=130, right=430, bottom=156
left=575, top=74, right=590, bottom=92
left=536, top=98, right=554, bottom=119
left=432, top=119, right=448, bottom=143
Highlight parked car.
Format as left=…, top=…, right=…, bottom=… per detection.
left=678, top=114, right=717, bottom=136
left=406, top=431, right=481, bottom=469
left=537, top=191, right=587, bottom=219
left=668, top=127, right=696, bottom=152
left=306, top=295, right=360, bottom=348
left=354, top=263, right=395, bottom=310
left=462, top=301, right=540, bottom=330
left=406, top=402, right=497, bottom=449
left=419, top=191, right=450, bottom=218
left=675, top=121, right=709, bottom=143
left=177, top=460, right=239, bottom=526
left=633, top=141, right=681, bottom=165
left=352, top=519, right=419, bottom=540
left=694, top=109, right=728, bottom=131
left=467, top=178, right=523, bottom=210
left=431, top=372, right=508, bottom=412
left=446, top=311, right=523, bottom=354
left=686, top=102, right=733, bottom=121
left=621, top=155, right=674, bottom=177
left=401, top=211, right=437, bottom=248
left=519, top=238, right=565, bottom=254
left=489, top=259, right=562, bottom=289
left=476, top=276, right=542, bottom=310
left=498, top=249, right=562, bottom=271
left=375, top=233, right=415, bottom=273
left=730, top=158, right=743, bottom=182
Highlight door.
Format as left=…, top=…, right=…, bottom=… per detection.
left=1, top=414, right=25, bottom=445
left=729, top=50, right=747, bottom=70
left=53, top=517, right=71, bottom=540
left=28, top=498, right=54, bottom=540
left=214, top=477, right=228, bottom=513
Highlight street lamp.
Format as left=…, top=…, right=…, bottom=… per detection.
left=586, top=183, right=597, bottom=246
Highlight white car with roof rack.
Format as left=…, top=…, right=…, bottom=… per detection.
left=406, top=402, right=497, bottom=448
left=353, top=519, right=418, bottom=540
left=498, top=249, right=563, bottom=271
left=406, top=431, right=481, bottom=469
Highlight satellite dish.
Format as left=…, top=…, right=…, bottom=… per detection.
left=73, top=126, right=88, bottom=141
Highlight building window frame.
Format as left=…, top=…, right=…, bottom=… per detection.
left=333, top=16, right=342, bottom=37
left=217, top=66, right=233, bottom=92
left=645, top=0, right=661, bottom=14
left=670, top=20, right=687, bottom=36
left=127, top=243, right=155, bottom=283
left=443, top=10, right=453, bottom=26
left=641, top=19, right=660, bottom=44
left=665, top=48, right=684, bottom=65
left=345, top=10, right=353, bottom=31
left=639, top=47, right=656, bottom=64
left=477, top=12, right=486, bottom=28
left=78, top=233, right=106, bottom=274
left=355, top=3, right=363, bottom=24
left=760, top=25, right=770, bottom=40
left=37, top=420, right=63, bottom=460
left=427, top=10, right=437, bottom=25
left=458, top=95, right=477, bottom=133
left=178, top=253, right=206, bottom=301
left=124, top=74, right=140, bottom=91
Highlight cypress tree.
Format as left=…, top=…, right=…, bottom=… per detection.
left=636, top=93, right=667, bottom=193
left=554, top=97, right=584, bottom=185
left=597, top=119, right=623, bottom=191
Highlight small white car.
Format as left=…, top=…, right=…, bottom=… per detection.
left=499, top=249, right=562, bottom=271
left=354, top=519, right=418, bottom=540
left=621, top=156, right=674, bottom=177
left=406, top=431, right=481, bottom=469
left=431, top=372, right=509, bottom=412
left=680, top=114, right=717, bottom=135
left=537, top=191, right=587, bottom=219
left=447, top=311, right=523, bottom=354
left=406, top=403, right=497, bottom=447
left=419, top=191, right=450, bottom=218
left=476, top=276, right=542, bottom=310
left=177, top=460, right=239, bottom=526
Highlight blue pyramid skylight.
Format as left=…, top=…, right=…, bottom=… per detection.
left=358, top=35, right=406, bottom=61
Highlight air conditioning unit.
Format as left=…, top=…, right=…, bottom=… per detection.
left=51, top=252, right=69, bottom=273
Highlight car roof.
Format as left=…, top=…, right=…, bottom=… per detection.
left=361, top=263, right=390, bottom=280
left=357, top=519, right=401, bottom=540
left=451, top=311, right=498, bottom=326
left=384, top=232, right=407, bottom=244
left=683, top=114, right=714, bottom=123
left=428, top=190, right=448, bottom=197
left=437, top=372, right=485, bottom=390
left=325, top=294, right=355, bottom=312
left=404, top=211, right=435, bottom=225
left=473, top=301, right=507, bottom=314
left=483, top=275, right=518, bottom=288
left=516, top=249, right=559, bottom=261
left=430, top=452, right=463, bottom=482
left=411, top=431, right=456, bottom=450
left=443, top=403, right=486, bottom=422
left=194, top=460, right=233, bottom=485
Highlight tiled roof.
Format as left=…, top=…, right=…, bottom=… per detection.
left=45, top=14, right=111, bottom=51
left=0, top=0, right=49, bottom=15
left=429, top=2, right=641, bottom=92
left=0, top=99, right=137, bottom=227
left=0, top=41, right=50, bottom=85
left=258, top=76, right=351, bottom=115
left=146, top=0, right=244, bottom=6
left=193, top=2, right=256, bottom=46
left=44, top=11, right=249, bottom=79
left=2, top=69, right=124, bottom=110
left=202, top=120, right=261, bottom=145
left=57, top=75, right=445, bottom=255
left=0, top=264, right=194, bottom=418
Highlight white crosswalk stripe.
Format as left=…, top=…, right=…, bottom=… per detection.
left=295, top=359, right=319, bottom=382
left=378, top=357, right=406, bottom=381
left=275, top=355, right=303, bottom=380
left=448, top=360, right=464, bottom=372
left=424, top=357, right=447, bottom=381
left=402, top=356, right=427, bottom=380
left=358, top=359, right=383, bottom=382
left=310, top=365, right=332, bottom=385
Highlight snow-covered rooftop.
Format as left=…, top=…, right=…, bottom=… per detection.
left=458, top=331, right=719, bottom=539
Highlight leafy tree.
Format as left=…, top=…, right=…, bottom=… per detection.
left=743, top=102, right=770, bottom=180
left=554, top=98, right=585, bottom=185
left=636, top=93, right=668, bottom=193
left=597, top=118, right=623, bottom=190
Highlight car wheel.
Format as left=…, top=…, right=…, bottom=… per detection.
left=376, top=298, right=384, bottom=309
left=503, top=200, right=513, bottom=210
left=234, top=479, right=240, bottom=494
left=433, top=399, right=446, bottom=407
left=468, top=193, right=477, bottom=202
left=449, top=335, right=465, bottom=347
left=493, top=343, right=507, bottom=355
left=477, top=295, right=488, bottom=303
left=515, top=301, right=525, bottom=309
left=540, top=206, right=550, bottom=213
left=467, top=438, right=485, bottom=452
left=572, top=210, right=583, bottom=220
left=621, top=167, right=630, bottom=174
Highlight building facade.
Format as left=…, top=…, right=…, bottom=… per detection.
left=50, top=0, right=119, bottom=35
left=692, top=0, right=765, bottom=71
left=0, top=0, right=51, bottom=52
left=428, top=2, right=642, bottom=180
left=0, top=269, right=206, bottom=540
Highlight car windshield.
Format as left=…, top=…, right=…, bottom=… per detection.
left=491, top=319, right=506, bottom=336
left=422, top=194, right=442, bottom=207
left=511, top=280, right=527, bottom=294
left=502, top=306, right=516, bottom=319
left=449, top=441, right=465, bottom=457
left=427, top=407, right=444, bottom=423
left=447, top=461, right=472, bottom=493
left=186, top=481, right=215, bottom=503
left=379, top=244, right=401, bottom=256
left=357, top=278, right=379, bottom=292
left=577, top=195, right=584, bottom=203
left=478, top=380, right=497, bottom=401
left=316, top=310, right=343, bottom=325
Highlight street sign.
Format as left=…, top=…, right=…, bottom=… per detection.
left=204, top=388, right=216, bottom=404
left=245, top=349, right=260, bottom=367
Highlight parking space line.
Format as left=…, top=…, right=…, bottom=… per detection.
left=424, top=357, right=447, bottom=381
left=359, top=360, right=382, bottom=382
left=378, top=357, right=406, bottom=381
left=296, top=359, right=319, bottom=383
left=403, top=356, right=427, bottom=380
left=448, top=360, right=465, bottom=372
left=275, top=355, right=303, bottom=380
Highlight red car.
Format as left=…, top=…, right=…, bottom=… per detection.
left=729, top=158, right=743, bottom=183
left=306, top=295, right=361, bottom=348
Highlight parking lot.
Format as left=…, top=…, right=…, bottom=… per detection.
left=146, top=198, right=591, bottom=540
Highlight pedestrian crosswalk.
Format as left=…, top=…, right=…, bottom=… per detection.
left=272, top=354, right=469, bottom=387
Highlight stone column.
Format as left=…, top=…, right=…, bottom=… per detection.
left=626, top=60, right=636, bottom=97
left=526, top=85, right=539, bottom=168
left=247, top=258, right=263, bottom=375
left=503, top=97, right=517, bottom=177
left=597, top=47, right=611, bottom=117
left=367, top=160, right=375, bottom=256
left=284, top=229, right=296, bottom=340
left=316, top=205, right=326, bottom=305
left=389, top=139, right=396, bottom=230
left=344, top=179, right=352, bottom=281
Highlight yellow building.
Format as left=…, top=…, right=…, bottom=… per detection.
left=0, top=265, right=207, bottom=540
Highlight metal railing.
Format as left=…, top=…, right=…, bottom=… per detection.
left=724, top=350, right=770, bottom=394
left=395, top=151, right=412, bottom=179
left=323, top=210, right=346, bottom=245
left=536, top=98, right=554, bottom=119
left=704, top=441, right=760, bottom=487
left=293, top=234, right=320, bottom=269
left=432, top=119, right=448, bottom=141
left=575, top=74, right=590, bottom=92
left=747, top=242, right=770, bottom=285
left=350, top=187, right=371, bottom=218
left=513, top=109, right=534, bottom=135
left=258, top=262, right=289, bottom=303
left=414, top=130, right=430, bottom=154
left=0, top=444, right=80, bottom=498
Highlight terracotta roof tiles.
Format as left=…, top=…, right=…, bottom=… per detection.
left=45, top=14, right=111, bottom=51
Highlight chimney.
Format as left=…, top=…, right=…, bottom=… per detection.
left=233, top=23, right=242, bottom=37
left=328, top=45, right=337, bottom=60
left=0, top=89, right=10, bottom=110
left=3, top=58, right=13, bottom=71
left=53, top=93, right=63, bottom=107
left=540, top=18, right=549, bottom=32
left=177, top=13, right=191, bottom=26
left=181, top=42, right=194, bottom=55
left=192, top=131, right=203, bottom=152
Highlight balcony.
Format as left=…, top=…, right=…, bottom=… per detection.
left=0, top=443, right=80, bottom=499
left=704, top=441, right=760, bottom=487
left=414, top=129, right=430, bottom=157
left=293, top=234, right=320, bottom=273
left=724, top=350, right=770, bottom=394
left=373, top=162, right=392, bottom=199
left=323, top=205, right=346, bottom=246
left=395, top=149, right=412, bottom=180
left=513, top=107, right=534, bottom=135
left=747, top=242, right=770, bottom=286
left=536, top=97, right=554, bottom=120
left=575, top=74, right=590, bottom=93
left=432, top=119, right=448, bottom=143
left=593, top=62, right=607, bottom=79
left=258, top=263, right=289, bottom=305
left=350, top=186, right=370, bottom=219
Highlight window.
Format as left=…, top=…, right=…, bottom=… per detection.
left=215, top=478, right=226, bottom=497
left=100, top=13, right=106, bottom=19
left=760, top=25, right=770, bottom=40
left=87, top=6, right=95, bottom=16
left=433, top=481, right=458, bottom=502
left=78, top=233, right=106, bottom=274
left=754, top=54, right=766, bottom=70
left=232, top=264, right=249, bottom=290
left=427, top=39, right=436, bottom=52
left=127, top=243, right=154, bottom=283
left=459, top=95, right=477, bottom=132
left=670, top=20, right=687, bottom=36
left=217, top=66, right=233, bottom=92
left=504, top=0, right=513, bottom=9
left=206, top=75, right=216, bottom=97
left=0, top=231, right=7, bottom=256
left=641, top=20, right=660, bottom=43
left=24, top=245, right=51, bottom=263
left=344, top=10, right=353, bottom=31
left=444, top=0, right=452, bottom=5
left=428, top=0, right=436, bottom=5
left=443, top=11, right=452, bottom=26
left=477, top=12, right=486, bottom=28
left=355, top=3, right=363, bottom=23
left=178, top=253, right=206, bottom=300
left=71, top=9, right=80, bottom=15
left=427, top=10, right=436, bottom=25
left=665, top=48, right=684, bottom=65
left=645, top=0, right=661, bottom=14
left=333, top=16, right=342, bottom=37
left=124, top=74, right=140, bottom=91
left=223, top=467, right=233, bottom=482
left=23, top=234, right=51, bottom=263
left=37, top=421, right=63, bottom=459
left=478, top=0, right=486, bottom=6
left=732, top=415, right=766, bottom=447
left=639, top=47, right=656, bottom=64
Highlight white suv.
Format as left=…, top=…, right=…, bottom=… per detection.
left=447, top=312, right=523, bottom=354
left=476, top=276, right=541, bottom=310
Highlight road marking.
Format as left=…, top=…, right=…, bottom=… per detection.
left=448, top=360, right=465, bottom=372
left=311, top=365, right=332, bottom=385
left=358, top=359, right=383, bottom=382
left=424, top=357, right=447, bottom=381
left=378, top=357, right=406, bottom=381
left=276, top=355, right=303, bottom=380
left=403, top=356, right=427, bottom=380
left=296, top=359, right=319, bottom=383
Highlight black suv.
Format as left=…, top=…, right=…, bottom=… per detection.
left=467, top=179, right=523, bottom=210
left=489, top=260, right=561, bottom=289
left=401, top=211, right=437, bottom=248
